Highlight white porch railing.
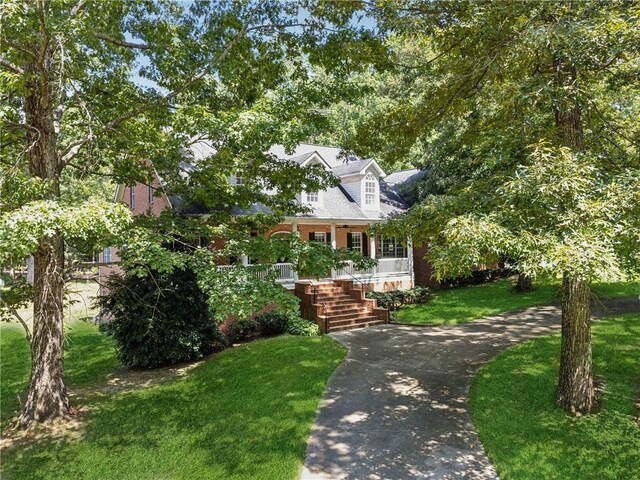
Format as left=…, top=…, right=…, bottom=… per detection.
left=216, top=263, right=295, bottom=282
left=376, top=257, right=410, bottom=274
left=216, top=258, right=409, bottom=283
left=335, top=261, right=375, bottom=278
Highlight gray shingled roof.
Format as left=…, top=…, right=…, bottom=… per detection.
left=287, top=152, right=316, bottom=165
left=296, top=185, right=406, bottom=220
left=171, top=143, right=412, bottom=221
left=268, top=143, right=356, bottom=169
left=384, top=168, right=424, bottom=186
left=331, top=158, right=380, bottom=177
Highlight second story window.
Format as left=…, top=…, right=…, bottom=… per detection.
left=104, top=247, right=112, bottom=264
left=234, top=175, right=244, bottom=186
left=148, top=185, right=154, bottom=204
left=364, top=173, right=377, bottom=206
left=306, top=191, right=319, bottom=203
left=130, top=186, right=135, bottom=209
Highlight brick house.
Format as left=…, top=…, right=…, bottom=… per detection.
left=99, top=144, right=434, bottom=331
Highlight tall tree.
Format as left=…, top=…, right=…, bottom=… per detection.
left=0, top=0, right=369, bottom=427
left=322, top=0, right=640, bottom=414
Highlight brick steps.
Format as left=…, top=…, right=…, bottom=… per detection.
left=328, top=318, right=387, bottom=332
left=296, top=280, right=388, bottom=332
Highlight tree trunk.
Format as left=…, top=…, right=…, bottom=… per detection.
left=18, top=234, right=69, bottom=426
left=552, top=53, right=596, bottom=414
left=514, top=272, right=533, bottom=292
left=17, top=46, right=70, bottom=426
left=557, top=272, right=596, bottom=414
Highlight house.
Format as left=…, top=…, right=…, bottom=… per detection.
left=99, top=143, right=435, bottom=331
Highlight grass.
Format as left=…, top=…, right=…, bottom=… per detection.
left=0, top=320, right=120, bottom=429
left=1, top=281, right=116, bottom=428
left=469, top=314, right=640, bottom=480
left=395, top=278, right=640, bottom=325
left=1, top=333, right=347, bottom=480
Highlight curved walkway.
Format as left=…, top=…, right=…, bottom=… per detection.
left=302, top=297, right=640, bottom=480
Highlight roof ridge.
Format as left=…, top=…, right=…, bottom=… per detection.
left=388, top=167, right=419, bottom=174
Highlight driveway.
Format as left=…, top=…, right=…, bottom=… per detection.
left=301, top=297, right=640, bottom=480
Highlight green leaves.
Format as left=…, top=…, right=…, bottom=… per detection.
left=0, top=201, right=131, bottom=263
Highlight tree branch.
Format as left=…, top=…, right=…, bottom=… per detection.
left=60, top=1, right=265, bottom=167
left=70, top=0, right=87, bottom=17
left=0, top=56, right=24, bottom=75
left=93, top=32, right=151, bottom=50
left=0, top=301, right=32, bottom=343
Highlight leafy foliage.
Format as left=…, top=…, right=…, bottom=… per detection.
left=286, top=317, right=320, bottom=337
left=255, top=311, right=290, bottom=335
left=1, top=0, right=380, bottom=420
left=366, top=286, right=432, bottom=311
left=228, top=318, right=259, bottom=343
left=99, top=268, right=226, bottom=369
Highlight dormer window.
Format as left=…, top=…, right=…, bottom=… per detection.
left=306, top=191, right=319, bottom=203
left=364, top=173, right=377, bottom=206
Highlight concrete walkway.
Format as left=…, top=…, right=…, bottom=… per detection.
left=301, top=297, right=640, bottom=480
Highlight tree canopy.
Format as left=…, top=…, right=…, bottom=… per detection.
left=0, top=0, right=377, bottom=426
left=324, top=0, right=640, bottom=414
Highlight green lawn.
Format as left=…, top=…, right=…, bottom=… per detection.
left=470, top=314, right=640, bottom=479
left=395, top=278, right=640, bottom=325
left=1, top=328, right=346, bottom=480
left=1, top=320, right=119, bottom=428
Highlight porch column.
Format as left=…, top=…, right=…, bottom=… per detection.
left=370, top=232, right=377, bottom=276
left=330, top=223, right=337, bottom=279
left=292, top=222, right=298, bottom=282
left=241, top=255, right=249, bottom=266
left=407, top=236, right=415, bottom=286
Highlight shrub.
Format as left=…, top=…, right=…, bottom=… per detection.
left=287, top=317, right=320, bottom=337
left=99, top=268, right=226, bottom=369
left=440, top=267, right=515, bottom=289
left=255, top=311, right=290, bottom=335
left=403, top=286, right=432, bottom=304
left=366, top=287, right=432, bottom=311
left=228, top=318, right=259, bottom=342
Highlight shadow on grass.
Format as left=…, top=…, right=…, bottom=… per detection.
left=470, top=315, right=640, bottom=480
left=2, top=336, right=347, bottom=480
left=1, top=318, right=119, bottom=430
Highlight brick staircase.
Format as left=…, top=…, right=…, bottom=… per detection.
left=295, top=280, right=389, bottom=333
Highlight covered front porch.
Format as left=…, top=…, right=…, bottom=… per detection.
left=218, top=219, right=414, bottom=291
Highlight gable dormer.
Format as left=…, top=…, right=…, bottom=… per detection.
left=333, top=159, right=386, bottom=211
left=296, top=152, right=332, bottom=207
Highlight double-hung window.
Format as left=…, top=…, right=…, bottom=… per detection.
left=350, top=232, right=362, bottom=253
left=364, top=173, right=377, bottom=206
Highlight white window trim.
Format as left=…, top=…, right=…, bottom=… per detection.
left=313, top=232, right=326, bottom=243
left=302, top=190, right=322, bottom=205
left=350, top=232, right=362, bottom=253
left=362, top=172, right=378, bottom=209
left=230, top=174, right=244, bottom=187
